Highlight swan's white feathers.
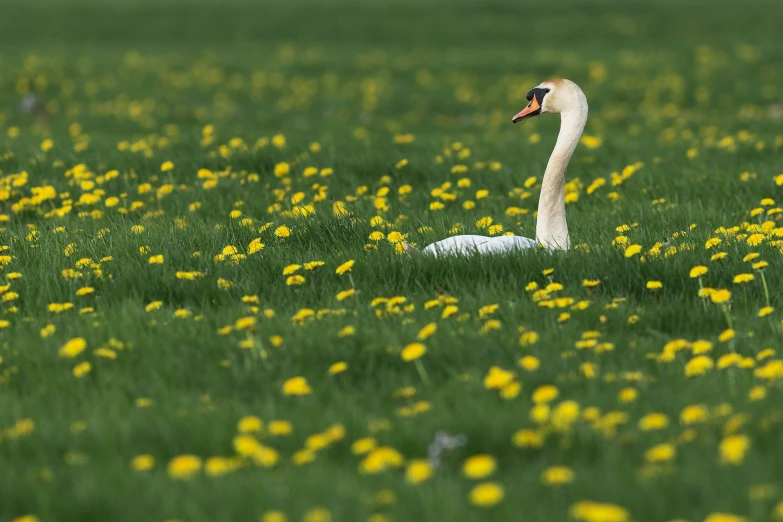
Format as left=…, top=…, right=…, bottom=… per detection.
left=421, top=235, right=539, bottom=257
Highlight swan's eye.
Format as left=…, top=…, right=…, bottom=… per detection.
left=525, top=88, right=551, bottom=102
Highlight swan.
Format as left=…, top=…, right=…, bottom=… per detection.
left=406, top=78, right=588, bottom=257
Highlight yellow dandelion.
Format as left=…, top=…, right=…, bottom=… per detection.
left=167, top=454, right=202, bottom=479
left=405, top=459, right=433, bottom=484
left=400, top=342, right=426, bottom=362
left=282, top=376, right=311, bottom=396
left=469, top=482, right=504, bottom=508
left=328, top=362, right=348, bottom=375
left=59, top=337, right=87, bottom=358
left=336, top=260, right=355, bottom=275
left=710, top=289, right=731, bottom=304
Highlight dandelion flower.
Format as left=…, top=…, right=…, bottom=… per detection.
left=463, top=454, right=496, bottom=479
left=274, top=226, right=291, bottom=238
left=131, top=454, right=155, bottom=471
left=645, top=443, right=676, bottom=463
left=328, top=362, right=348, bottom=375
left=710, top=289, right=731, bottom=304
left=690, top=265, right=708, bottom=278
left=541, top=466, right=574, bottom=485
left=72, top=361, right=92, bottom=378
left=168, top=454, right=202, bottom=479
left=624, top=244, right=642, bottom=257
left=336, top=260, right=355, bottom=275
left=400, top=342, right=426, bottom=362
left=59, top=337, right=87, bottom=358
left=719, top=434, right=750, bottom=465
left=282, top=377, right=311, bottom=396
left=469, top=482, right=504, bottom=508
left=405, top=459, right=433, bottom=484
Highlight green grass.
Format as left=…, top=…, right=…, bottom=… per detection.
left=2, top=0, right=783, bottom=521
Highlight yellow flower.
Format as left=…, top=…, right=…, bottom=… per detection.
left=328, top=361, right=348, bottom=375
left=733, top=273, right=754, bottom=284
left=401, top=342, right=426, bottom=362
left=204, top=456, right=237, bottom=477
left=282, top=376, right=311, bottom=396
left=484, top=366, right=515, bottom=389
left=131, top=454, right=155, bottom=471
left=286, top=275, right=305, bottom=286
left=532, top=384, right=559, bottom=404
left=680, top=404, right=709, bottom=425
left=304, top=261, right=325, bottom=270
left=618, top=387, right=637, bottom=403
left=274, top=225, right=291, bottom=238
left=336, top=289, right=355, bottom=301
left=759, top=306, right=775, bottom=317
left=541, top=466, right=574, bottom=485
left=160, top=161, right=174, bottom=171
left=405, top=459, right=433, bottom=484
left=237, top=415, right=263, bottom=433
left=569, top=501, right=630, bottom=522
left=519, top=331, right=539, bottom=345
left=582, top=279, right=601, bottom=287
left=167, top=454, right=202, bottom=479
left=417, top=322, right=437, bottom=340
left=512, top=429, right=543, bottom=448
left=463, top=454, right=496, bottom=479
left=638, top=412, right=669, bottom=431
left=519, top=355, right=540, bottom=371
left=719, top=434, right=750, bottom=465
left=59, top=337, right=87, bottom=358
left=469, top=482, right=504, bottom=508
left=580, top=135, right=602, bottom=149
left=685, top=355, right=714, bottom=376
left=12, top=516, right=40, bottom=522
left=704, top=514, right=747, bottom=522
left=710, top=289, right=731, bottom=304
left=261, top=511, right=287, bottom=522
left=283, top=264, right=301, bottom=275
left=646, top=280, right=663, bottom=289
left=351, top=437, right=377, bottom=455
left=624, top=244, right=642, bottom=257
left=268, top=420, right=293, bottom=436
left=273, top=162, right=290, bottom=177
left=336, top=260, right=355, bottom=275
left=690, top=265, right=708, bottom=278
left=247, top=238, right=265, bottom=254
left=718, top=329, right=735, bottom=342
left=302, top=508, right=331, bottom=522
left=145, top=301, right=163, bottom=312
left=645, top=443, right=676, bottom=463
left=148, top=254, right=164, bottom=264
left=73, top=361, right=92, bottom=378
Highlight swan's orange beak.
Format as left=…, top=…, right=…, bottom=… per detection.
left=512, top=95, right=542, bottom=123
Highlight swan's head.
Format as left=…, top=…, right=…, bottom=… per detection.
left=512, top=78, right=586, bottom=123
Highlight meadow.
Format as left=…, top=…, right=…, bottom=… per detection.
left=2, top=0, right=783, bottom=520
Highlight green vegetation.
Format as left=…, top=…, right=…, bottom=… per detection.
left=2, top=1, right=783, bottom=521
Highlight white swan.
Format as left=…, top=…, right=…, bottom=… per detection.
left=408, top=78, right=588, bottom=257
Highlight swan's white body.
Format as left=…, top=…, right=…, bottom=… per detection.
left=419, top=78, right=588, bottom=258
left=422, top=235, right=538, bottom=256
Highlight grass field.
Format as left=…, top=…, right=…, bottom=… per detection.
left=2, top=0, right=783, bottom=520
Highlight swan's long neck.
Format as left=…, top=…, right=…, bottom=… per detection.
left=535, top=103, right=587, bottom=249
